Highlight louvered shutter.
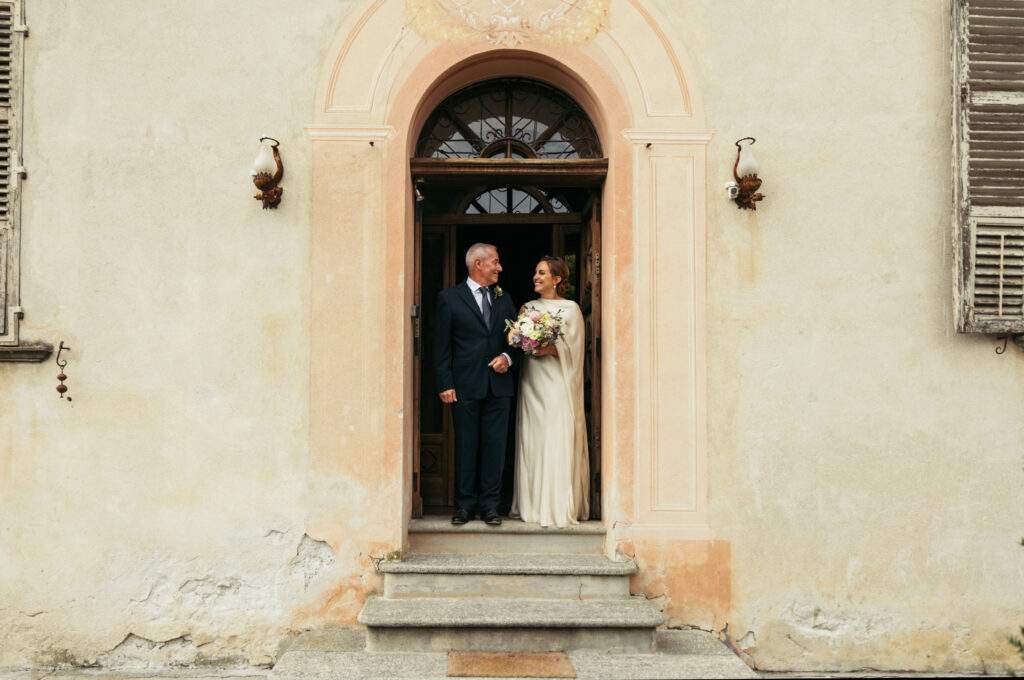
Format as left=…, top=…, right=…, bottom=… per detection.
left=954, top=0, right=1024, bottom=333
left=0, top=0, right=21, bottom=345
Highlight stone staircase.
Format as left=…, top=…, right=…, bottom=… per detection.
left=269, top=517, right=758, bottom=679
left=356, top=516, right=663, bottom=654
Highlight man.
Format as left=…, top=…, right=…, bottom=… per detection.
left=434, top=243, right=522, bottom=526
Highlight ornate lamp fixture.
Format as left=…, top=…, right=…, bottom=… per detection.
left=726, top=137, right=765, bottom=210
left=251, top=137, right=283, bottom=209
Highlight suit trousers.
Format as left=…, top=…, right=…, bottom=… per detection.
left=451, top=389, right=510, bottom=513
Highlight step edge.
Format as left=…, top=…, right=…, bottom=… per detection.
left=357, top=596, right=664, bottom=629
left=358, top=615, right=665, bottom=628
left=409, top=519, right=606, bottom=536
left=379, top=556, right=637, bottom=575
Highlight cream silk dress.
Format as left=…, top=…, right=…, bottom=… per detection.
left=510, top=298, right=590, bottom=528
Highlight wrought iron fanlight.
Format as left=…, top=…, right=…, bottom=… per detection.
left=416, top=78, right=601, bottom=160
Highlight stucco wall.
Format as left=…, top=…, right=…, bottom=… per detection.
left=663, top=0, right=1024, bottom=672
left=0, top=0, right=355, bottom=667
left=0, top=0, right=1022, bottom=674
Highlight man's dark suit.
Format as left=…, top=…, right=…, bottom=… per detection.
left=434, top=281, right=521, bottom=514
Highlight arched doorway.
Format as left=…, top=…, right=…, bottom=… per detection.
left=411, top=77, right=605, bottom=518
left=308, top=0, right=714, bottom=571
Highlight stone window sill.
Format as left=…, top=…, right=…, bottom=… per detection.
left=0, top=342, right=54, bottom=363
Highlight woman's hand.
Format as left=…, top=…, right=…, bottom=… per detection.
left=534, top=344, right=559, bottom=357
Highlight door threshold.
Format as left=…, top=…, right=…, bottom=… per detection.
left=411, top=515, right=605, bottom=535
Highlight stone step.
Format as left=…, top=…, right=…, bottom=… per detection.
left=381, top=553, right=636, bottom=599
left=272, top=650, right=758, bottom=680
left=358, top=596, right=662, bottom=653
left=270, top=631, right=758, bottom=680
left=409, top=516, right=605, bottom=555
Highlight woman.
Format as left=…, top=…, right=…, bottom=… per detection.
left=510, top=256, right=590, bottom=528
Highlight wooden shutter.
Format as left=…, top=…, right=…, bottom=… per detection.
left=0, top=0, right=23, bottom=345
left=954, top=0, right=1024, bottom=333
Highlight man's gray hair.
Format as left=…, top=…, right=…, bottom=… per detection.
left=465, top=243, right=497, bottom=273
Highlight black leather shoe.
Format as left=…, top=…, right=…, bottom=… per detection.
left=482, top=510, right=502, bottom=526
left=451, top=508, right=472, bottom=525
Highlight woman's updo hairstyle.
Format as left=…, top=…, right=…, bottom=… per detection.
left=539, top=255, right=571, bottom=296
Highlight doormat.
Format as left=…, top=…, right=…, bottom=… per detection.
left=447, top=651, right=576, bottom=678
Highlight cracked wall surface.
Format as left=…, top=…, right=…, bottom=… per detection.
left=0, top=0, right=1023, bottom=675
left=667, top=0, right=1024, bottom=673
left=0, top=0, right=363, bottom=671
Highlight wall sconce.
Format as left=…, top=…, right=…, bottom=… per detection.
left=725, top=137, right=765, bottom=210
left=251, top=136, right=283, bottom=209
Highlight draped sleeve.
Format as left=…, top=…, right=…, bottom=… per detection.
left=554, top=301, right=590, bottom=520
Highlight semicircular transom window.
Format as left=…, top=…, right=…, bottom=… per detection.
left=461, top=186, right=572, bottom=215
left=416, top=78, right=601, bottom=160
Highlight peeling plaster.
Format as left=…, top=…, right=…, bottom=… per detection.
left=782, top=602, right=894, bottom=642
left=289, top=535, right=336, bottom=589
left=96, top=633, right=219, bottom=669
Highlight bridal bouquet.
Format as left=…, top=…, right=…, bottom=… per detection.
left=506, top=307, right=565, bottom=356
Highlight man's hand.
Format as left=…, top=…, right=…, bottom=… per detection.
left=439, top=389, right=457, bottom=403
left=488, top=355, right=510, bottom=374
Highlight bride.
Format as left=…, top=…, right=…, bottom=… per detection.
left=510, top=256, right=590, bottom=528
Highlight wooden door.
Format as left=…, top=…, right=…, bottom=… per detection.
left=417, top=225, right=457, bottom=516
left=580, top=197, right=601, bottom=517
left=412, top=200, right=423, bottom=517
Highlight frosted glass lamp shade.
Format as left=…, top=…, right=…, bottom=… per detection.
left=252, top=144, right=278, bottom=176
left=730, top=137, right=765, bottom=210
left=736, top=140, right=760, bottom=178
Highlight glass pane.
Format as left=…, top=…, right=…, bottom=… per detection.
left=549, top=194, right=570, bottom=214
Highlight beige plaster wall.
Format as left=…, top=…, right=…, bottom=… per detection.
left=0, top=0, right=357, bottom=668
left=656, top=0, right=1024, bottom=672
left=0, top=0, right=1021, bottom=675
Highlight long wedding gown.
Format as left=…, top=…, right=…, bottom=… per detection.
left=510, top=298, right=590, bottom=528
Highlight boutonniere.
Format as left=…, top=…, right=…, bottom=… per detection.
left=494, top=285, right=504, bottom=298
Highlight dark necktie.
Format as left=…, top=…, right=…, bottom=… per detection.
left=479, top=287, right=491, bottom=327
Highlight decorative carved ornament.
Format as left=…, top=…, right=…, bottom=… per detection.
left=405, top=0, right=611, bottom=47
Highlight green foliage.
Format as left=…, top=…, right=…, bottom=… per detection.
left=1011, top=627, right=1024, bottom=661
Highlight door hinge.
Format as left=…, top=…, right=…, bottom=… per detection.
left=960, top=85, right=969, bottom=106
left=596, top=336, right=601, bottom=359
left=595, top=253, right=601, bottom=278
left=11, top=151, right=25, bottom=191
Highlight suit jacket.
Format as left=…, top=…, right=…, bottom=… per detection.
left=434, top=281, right=522, bottom=400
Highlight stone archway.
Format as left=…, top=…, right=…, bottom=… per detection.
left=304, top=0, right=713, bottom=587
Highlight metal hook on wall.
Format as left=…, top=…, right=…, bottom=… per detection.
left=994, top=335, right=1024, bottom=355
left=55, top=341, right=71, bottom=401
